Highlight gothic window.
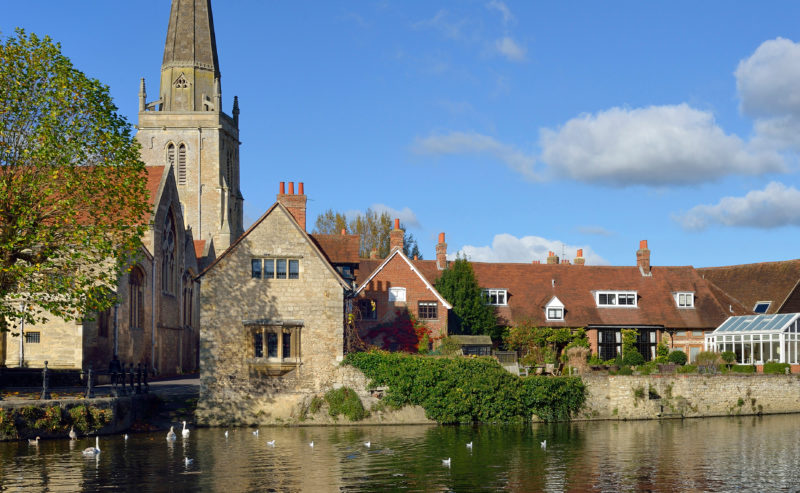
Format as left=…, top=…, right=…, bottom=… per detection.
left=162, top=211, right=176, bottom=294
left=182, top=272, right=193, bottom=327
left=177, top=144, right=187, bottom=185
left=167, top=143, right=175, bottom=169
left=173, top=73, right=188, bottom=89
left=129, top=266, right=145, bottom=330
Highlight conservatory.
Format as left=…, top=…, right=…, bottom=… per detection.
left=705, top=313, right=800, bottom=365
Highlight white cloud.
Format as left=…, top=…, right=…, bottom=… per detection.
left=452, top=233, right=608, bottom=265
left=676, top=182, right=800, bottom=231
left=412, top=131, right=539, bottom=180
left=487, top=0, right=514, bottom=25
left=370, top=203, right=421, bottom=228
left=494, top=36, right=526, bottom=62
left=736, top=37, right=800, bottom=151
left=577, top=225, right=614, bottom=237
left=539, top=104, right=785, bottom=186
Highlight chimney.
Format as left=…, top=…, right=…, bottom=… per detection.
left=574, top=248, right=585, bottom=265
left=276, top=181, right=307, bottom=231
left=546, top=251, right=559, bottom=265
left=389, top=218, right=404, bottom=253
left=341, top=228, right=346, bottom=235
left=436, top=232, right=448, bottom=270
left=637, top=240, right=651, bottom=276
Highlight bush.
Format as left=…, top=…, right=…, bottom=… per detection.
left=730, top=365, right=755, bottom=374
left=695, top=351, right=722, bottom=372
left=677, top=364, right=698, bottom=374
left=763, top=361, right=791, bottom=374
left=344, top=350, right=585, bottom=423
left=611, top=365, right=633, bottom=375
left=622, top=349, right=644, bottom=366
left=656, top=341, right=670, bottom=360
left=638, top=361, right=657, bottom=375
left=587, top=353, right=603, bottom=365
left=309, top=396, right=324, bottom=414
left=668, top=350, right=687, bottom=365
left=721, top=351, right=736, bottom=364
left=324, top=387, right=367, bottom=421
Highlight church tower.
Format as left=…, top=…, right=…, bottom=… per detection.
left=136, top=0, right=243, bottom=258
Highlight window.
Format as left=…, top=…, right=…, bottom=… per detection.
left=418, top=301, right=438, bottom=320
left=166, top=143, right=175, bottom=169
left=177, top=144, right=187, bottom=185
left=388, top=287, right=406, bottom=302
left=25, top=332, right=40, bottom=344
left=250, top=325, right=301, bottom=362
left=598, top=329, right=621, bottom=361
left=482, top=289, right=507, bottom=306
left=754, top=301, right=771, bottom=313
left=182, top=272, right=194, bottom=328
left=692, top=330, right=703, bottom=337
left=676, top=292, right=694, bottom=308
left=161, top=211, right=176, bottom=294
left=97, top=309, right=110, bottom=338
left=251, top=258, right=300, bottom=280
left=676, top=331, right=687, bottom=337
left=547, top=307, right=564, bottom=321
left=596, top=291, right=637, bottom=307
left=358, top=299, right=377, bottom=320
left=129, top=266, right=145, bottom=330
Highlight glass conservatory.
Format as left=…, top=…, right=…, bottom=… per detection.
left=705, top=313, right=800, bottom=365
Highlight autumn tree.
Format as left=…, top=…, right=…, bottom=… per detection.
left=0, top=30, right=149, bottom=329
left=434, top=255, right=497, bottom=337
left=313, top=208, right=422, bottom=259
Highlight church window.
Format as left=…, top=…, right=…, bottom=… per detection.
left=173, top=73, right=188, bottom=89
left=162, top=211, right=176, bottom=294
left=167, top=143, right=175, bottom=169
left=177, top=144, right=187, bottom=185
left=129, top=266, right=145, bottom=330
left=182, top=272, right=194, bottom=328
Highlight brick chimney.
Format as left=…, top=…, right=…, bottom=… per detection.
left=574, top=248, right=585, bottom=265
left=436, top=232, right=448, bottom=270
left=277, top=181, right=307, bottom=231
left=637, top=240, right=651, bottom=276
left=389, top=218, right=404, bottom=253
left=546, top=251, right=559, bottom=265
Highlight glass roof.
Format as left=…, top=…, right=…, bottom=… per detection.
left=712, top=313, right=799, bottom=334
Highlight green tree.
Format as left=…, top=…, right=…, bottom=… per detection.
left=0, top=30, right=149, bottom=329
left=313, top=208, right=421, bottom=259
left=434, top=255, right=496, bottom=336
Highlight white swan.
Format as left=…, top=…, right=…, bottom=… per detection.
left=69, top=427, right=77, bottom=440
left=181, top=421, right=190, bottom=439
left=83, top=436, right=100, bottom=456
left=252, top=429, right=259, bottom=437
left=442, top=457, right=451, bottom=467
left=364, top=441, right=371, bottom=448
left=166, top=426, right=177, bottom=441
left=267, top=439, right=275, bottom=447
left=124, top=434, right=129, bottom=441
left=28, top=436, right=40, bottom=446
left=466, top=441, right=473, bottom=449
left=309, top=441, right=314, bottom=448
left=224, top=430, right=229, bottom=438
left=540, top=439, right=547, bottom=450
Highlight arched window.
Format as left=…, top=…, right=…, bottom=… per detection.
left=177, top=144, right=187, bottom=185
left=166, top=143, right=175, bottom=168
left=182, top=272, right=193, bottom=328
left=162, top=211, right=176, bottom=294
left=129, top=266, right=145, bottom=330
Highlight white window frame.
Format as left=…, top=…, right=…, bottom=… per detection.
left=676, top=292, right=695, bottom=308
left=596, top=291, right=637, bottom=308
left=547, top=307, right=564, bottom=321
left=388, top=287, right=406, bottom=302
left=482, top=289, right=508, bottom=306
left=753, top=301, right=771, bottom=313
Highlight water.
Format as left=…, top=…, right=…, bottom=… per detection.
left=2, top=414, right=799, bottom=492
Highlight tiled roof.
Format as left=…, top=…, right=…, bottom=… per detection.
left=193, top=239, right=206, bottom=259
left=698, top=260, right=800, bottom=314
left=145, top=166, right=166, bottom=213
left=356, top=259, right=750, bottom=330
left=310, top=234, right=361, bottom=264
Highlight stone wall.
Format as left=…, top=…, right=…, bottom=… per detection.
left=580, top=374, right=800, bottom=420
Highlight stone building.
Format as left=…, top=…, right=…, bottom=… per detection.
left=196, top=184, right=350, bottom=425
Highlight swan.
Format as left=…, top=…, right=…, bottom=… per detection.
left=252, top=429, right=259, bottom=437
left=267, top=439, right=275, bottom=447
left=466, top=441, right=473, bottom=449
left=182, top=421, right=190, bottom=439
left=442, top=457, right=451, bottom=467
left=541, top=439, right=547, bottom=450
left=224, top=430, right=229, bottom=438
left=124, top=434, right=129, bottom=441
left=166, top=426, right=177, bottom=441
left=83, top=436, right=100, bottom=456
left=69, top=427, right=77, bottom=440
left=28, top=436, right=40, bottom=446
left=364, top=441, right=371, bottom=448
left=309, top=441, right=314, bottom=448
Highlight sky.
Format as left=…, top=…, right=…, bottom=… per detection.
left=4, top=1, right=800, bottom=267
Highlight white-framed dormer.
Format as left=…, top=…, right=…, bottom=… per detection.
left=675, top=291, right=695, bottom=309
left=482, top=288, right=508, bottom=306
left=545, top=296, right=565, bottom=321
left=595, top=290, right=637, bottom=308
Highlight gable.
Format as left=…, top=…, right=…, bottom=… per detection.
left=355, top=250, right=452, bottom=309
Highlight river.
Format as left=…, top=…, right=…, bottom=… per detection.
left=1, top=414, right=798, bottom=491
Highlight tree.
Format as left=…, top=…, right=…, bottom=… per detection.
left=434, top=255, right=496, bottom=336
left=313, top=208, right=422, bottom=259
left=0, top=30, right=149, bottom=329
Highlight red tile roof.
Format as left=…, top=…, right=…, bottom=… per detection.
left=145, top=166, right=166, bottom=212
left=193, top=239, right=207, bottom=259
left=698, top=259, right=800, bottom=314
left=311, top=234, right=361, bottom=264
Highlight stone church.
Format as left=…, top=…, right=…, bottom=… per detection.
left=0, top=0, right=238, bottom=376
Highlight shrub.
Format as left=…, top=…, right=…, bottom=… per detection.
left=309, top=396, right=324, bottom=414
left=656, top=341, right=670, bottom=360
left=587, top=353, right=603, bottom=365
left=324, top=387, right=367, bottom=421
left=34, top=406, right=64, bottom=432
left=344, top=350, right=585, bottom=423
left=695, top=351, right=722, bottom=372
left=730, top=365, right=755, bottom=374
left=677, top=364, right=698, bottom=374
left=763, top=361, right=791, bottom=374
left=0, top=408, right=17, bottom=439
left=668, top=350, right=687, bottom=365
left=638, top=361, right=657, bottom=375
left=721, top=351, right=736, bottom=365
left=622, top=349, right=644, bottom=367
left=612, top=365, right=633, bottom=376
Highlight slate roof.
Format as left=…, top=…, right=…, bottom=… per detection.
left=698, top=260, right=800, bottom=314
left=310, top=234, right=361, bottom=264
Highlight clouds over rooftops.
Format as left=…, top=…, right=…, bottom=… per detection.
left=370, top=203, right=421, bottom=228
left=452, top=233, right=608, bottom=265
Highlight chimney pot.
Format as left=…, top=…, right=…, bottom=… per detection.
left=394, top=218, right=400, bottom=230
left=341, top=228, right=346, bottom=235
left=438, top=232, right=445, bottom=243
left=577, top=248, right=583, bottom=257
left=299, top=182, right=304, bottom=195
left=640, top=240, right=648, bottom=250
left=389, top=219, right=404, bottom=253
left=279, top=182, right=285, bottom=194
left=288, top=181, right=295, bottom=195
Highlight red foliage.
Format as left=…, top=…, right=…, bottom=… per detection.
left=362, top=309, right=432, bottom=353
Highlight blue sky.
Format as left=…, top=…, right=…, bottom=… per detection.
left=4, top=1, right=800, bottom=267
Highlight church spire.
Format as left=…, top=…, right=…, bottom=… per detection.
left=159, top=0, right=221, bottom=112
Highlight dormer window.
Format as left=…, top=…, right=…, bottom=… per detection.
left=675, top=292, right=694, bottom=308
left=596, top=291, right=637, bottom=307
left=753, top=301, right=771, bottom=313
left=545, top=296, right=565, bottom=321
left=482, top=289, right=507, bottom=306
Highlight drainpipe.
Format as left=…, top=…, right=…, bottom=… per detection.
left=151, top=254, right=157, bottom=375
left=18, top=303, right=25, bottom=368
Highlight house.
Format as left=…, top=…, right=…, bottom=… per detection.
left=698, top=260, right=800, bottom=315
left=196, top=183, right=351, bottom=425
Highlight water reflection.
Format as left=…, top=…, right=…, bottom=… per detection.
left=1, top=415, right=799, bottom=491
